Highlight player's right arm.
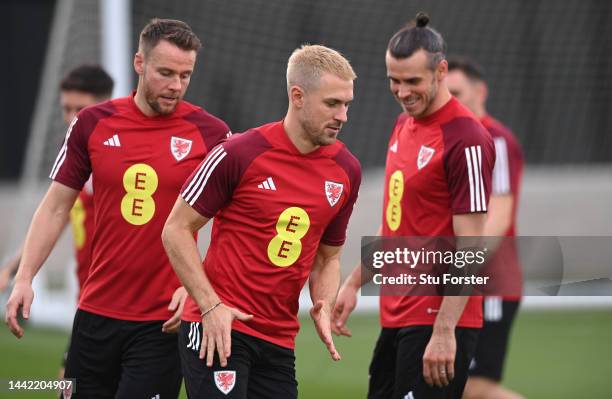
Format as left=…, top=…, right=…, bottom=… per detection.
left=162, top=197, right=252, bottom=368
left=332, top=224, right=382, bottom=337
left=5, top=182, right=79, bottom=338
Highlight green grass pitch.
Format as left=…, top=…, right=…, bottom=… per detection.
left=1, top=310, right=611, bottom=398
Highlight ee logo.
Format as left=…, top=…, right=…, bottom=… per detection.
left=386, top=170, right=404, bottom=231
left=267, top=207, right=311, bottom=267
left=121, top=163, right=158, bottom=225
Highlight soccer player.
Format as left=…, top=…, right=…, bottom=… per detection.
left=162, top=44, right=361, bottom=398
left=447, top=57, right=525, bottom=399
left=0, top=65, right=114, bottom=297
left=332, top=13, right=495, bottom=399
left=5, top=19, right=230, bottom=398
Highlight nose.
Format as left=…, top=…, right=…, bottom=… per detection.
left=168, top=75, right=181, bottom=91
left=397, top=83, right=411, bottom=99
left=335, top=105, right=349, bottom=123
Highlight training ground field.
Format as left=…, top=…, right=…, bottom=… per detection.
left=1, top=310, right=611, bottom=398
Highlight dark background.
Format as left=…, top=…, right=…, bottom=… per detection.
left=3, top=0, right=611, bottom=180
left=0, top=0, right=55, bottom=179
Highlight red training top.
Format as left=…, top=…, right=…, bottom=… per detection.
left=181, top=121, right=361, bottom=349
left=380, top=97, right=495, bottom=329
left=51, top=94, right=230, bottom=321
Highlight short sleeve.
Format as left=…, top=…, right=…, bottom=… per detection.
left=49, top=116, right=92, bottom=190
left=442, top=118, right=496, bottom=214
left=180, top=144, right=237, bottom=218
left=180, top=129, right=272, bottom=218
left=184, top=109, right=232, bottom=152
left=321, top=150, right=362, bottom=246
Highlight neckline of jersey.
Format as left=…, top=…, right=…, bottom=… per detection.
left=413, top=96, right=456, bottom=126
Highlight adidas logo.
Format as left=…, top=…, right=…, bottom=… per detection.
left=389, top=140, right=398, bottom=153
left=103, top=134, right=121, bottom=147
left=257, top=177, right=276, bottom=191
left=150, top=395, right=160, bottom=399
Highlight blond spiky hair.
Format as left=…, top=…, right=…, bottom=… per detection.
left=286, top=44, right=356, bottom=92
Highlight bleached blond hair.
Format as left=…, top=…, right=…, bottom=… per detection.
left=287, top=44, right=356, bottom=92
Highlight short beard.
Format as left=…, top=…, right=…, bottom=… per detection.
left=421, top=76, right=439, bottom=116
left=298, top=111, right=336, bottom=148
left=143, top=73, right=178, bottom=116
left=146, top=91, right=177, bottom=116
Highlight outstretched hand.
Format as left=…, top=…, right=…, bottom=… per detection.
left=310, top=300, right=341, bottom=361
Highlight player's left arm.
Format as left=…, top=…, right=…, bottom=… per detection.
left=423, top=213, right=487, bottom=387
left=309, top=243, right=343, bottom=361
left=425, top=121, right=495, bottom=387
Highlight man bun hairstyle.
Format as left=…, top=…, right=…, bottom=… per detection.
left=139, top=18, right=202, bottom=56
left=415, top=12, right=430, bottom=28
left=387, top=12, right=446, bottom=70
left=60, top=64, right=114, bottom=99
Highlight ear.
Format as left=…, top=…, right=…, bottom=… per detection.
left=134, top=52, right=144, bottom=76
left=478, top=81, right=489, bottom=104
left=289, top=85, right=305, bottom=108
left=437, top=59, right=448, bottom=81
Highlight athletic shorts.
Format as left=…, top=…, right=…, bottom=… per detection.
left=179, top=321, right=297, bottom=399
left=468, top=298, right=520, bottom=381
left=62, top=309, right=182, bottom=398
left=368, top=325, right=480, bottom=399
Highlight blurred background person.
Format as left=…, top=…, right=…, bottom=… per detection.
left=1, top=64, right=114, bottom=297
left=0, top=64, right=114, bottom=379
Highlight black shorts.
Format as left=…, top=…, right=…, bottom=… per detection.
left=368, top=325, right=480, bottom=399
left=468, top=298, right=520, bottom=381
left=62, top=309, right=182, bottom=398
left=179, top=321, right=297, bottom=399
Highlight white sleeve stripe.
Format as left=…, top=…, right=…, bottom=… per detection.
left=182, top=145, right=224, bottom=198
left=465, top=145, right=486, bottom=212
left=181, top=145, right=224, bottom=202
left=187, top=151, right=227, bottom=206
left=49, top=117, right=78, bottom=179
left=470, top=146, right=482, bottom=211
left=182, top=147, right=225, bottom=204
left=465, top=147, right=475, bottom=212
left=492, top=137, right=510, bottom=194
left=477, top=145, right=487, bottom=211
